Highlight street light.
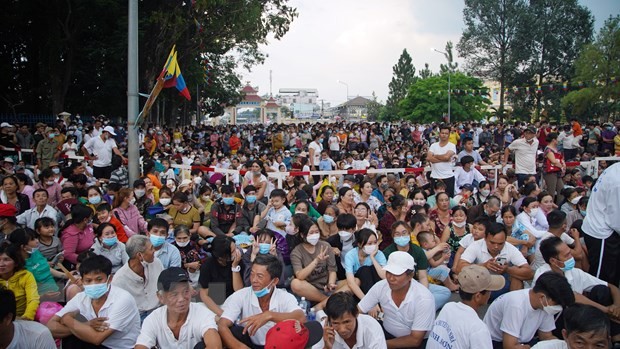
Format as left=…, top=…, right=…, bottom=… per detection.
left=337, top=80, right=349, bottom=120
left=432, top=48, right=451, bottom=124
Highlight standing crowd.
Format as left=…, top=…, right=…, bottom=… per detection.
left=0, top=116, right=619, bottom=349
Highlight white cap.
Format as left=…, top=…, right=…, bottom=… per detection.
left=3, top=157, right=14, bottom=163
left=0, top=122, right=12, bottom=128
left=179, top=179, right=192, bottom=188
left=102, top=125, right=117, bottom=136
left=383, top=251, right=416, bottom=275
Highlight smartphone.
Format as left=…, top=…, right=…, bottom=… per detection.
left=496, top=257, right=507, bottom=266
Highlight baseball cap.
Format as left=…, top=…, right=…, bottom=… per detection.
left=0, top=122, right=11, bottom=128
left=459, top=184, right=474, bottom=192
left=343, top=174, right=356, bottom=183
left=103, top=125, right=117, bottom=136
left=524, top=126, right=536, bottom=134
left=458, top=265, right=505, bottom=293
left=264, top=319, right=323, bottom=349
left=0, top=204, right=17, bottom=217
left=3, top=157, right=14, bottom=163
left=157, top=267, right=190, bottom=292
left=383, top=251, right=416, bottom=275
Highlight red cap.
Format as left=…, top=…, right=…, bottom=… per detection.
left=0, top=204, right=17, bottom=217
left=264, top=319, right=322, bottom=349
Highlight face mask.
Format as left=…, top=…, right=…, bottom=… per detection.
left=134, top=189, right=146, bottom=198
left=150, top=235, right=165, bottom=248
left=159, top=198, right=171, bottom=206
left=222, top=197, right=234, bottom=205
left=394, top=236, right=410, bottom=247
left=529, top=208, right=539, bottom=217
left=176, top=240, right=190, bottom=248
left=193, top=177, right=202, bottom=185
left=559, top=257, right=575, bottom=272
left=380, top=183, right=389, bottom=190
left=52, top=167, right=60, bottom=174
left=108, top=195, right=114, bottom=202
left=285, top=224, right=297, bottom=236
left=480, top=189, right=490, bottom=197
left=129, top=197, right=136, bottom=205
left=245, top=195, right=257, bottom=204
left=453, top=220, right=467, bottom=228
left=102, top=237, right=118, bottom=247
left=89, top=196, right=102, bottom=205
left=542, top=295, right=563, bottom=316
left=253, top=281, right=273, bottom=298
left=48, top=133, right=55, bottom=138
left=413, top=199, right=426, bottom=206
left=363, top=244, right=377, bottom=255
left=407, top=155, right=413, bottom=159
left=27, top=247, right=38, bottom=254
left=46, top=180, right=55, bottom=186
left=323, top=214, right=334, bottom=224
left=580, top=210, right=586, bottom=217
left=306, top=234, right=320, bottom=246
left=259, top=243, right=271, bottom=254
left=83, top=279, right=110, bottom=300
left=338, top=231, right=353, bottom=241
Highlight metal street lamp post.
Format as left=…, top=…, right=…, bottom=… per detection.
left=432, top=48, right=451, bottom=124
left=337, top=80, right=349, bottom=120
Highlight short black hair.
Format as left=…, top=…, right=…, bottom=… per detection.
left=209, top=235, right=234, bottom=260
left=546, top=210, right=567, bottom=229
left=0, top=288, right=17, bottom=322
left=486, top=222, right=506, bottom=237
left=459, top=288, right=487, bottom=301
left=79, top=255, right=113, bottom=277
left=269, top=189, right=287, bottom=200
left=221, top=184, right=234, bottom=195
left=355, top=228, right=377, bottom=247
left=148, top=217, right=170, bottom=231
left=96, top=203, right=112, bottom=213
left=336, top=213, right=357, bottom=230
left=472, top=217, right=490, bottom=232
left=95, top=222, right=116, bottom=238
left=253, top=254, right=283, bottom=280
left=32, top=188, right=49, bottom=198
left=533, top=271, right=575, bottom=308
left=7, top=228, right=37, bottom=248
left=564, top=304, right=610, bottom=337
left=34, top=217, right=55, bottom=231
left=540, top=236, right=563, bottom=264
left=324, top=291, right=359, bottom=320
left=417, top=231, right=434, bottom=245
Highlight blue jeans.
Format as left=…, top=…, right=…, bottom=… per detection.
left=429, top=284, right=451, bottom=310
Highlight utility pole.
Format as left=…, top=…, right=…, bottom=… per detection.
left=269, top=70, right=273, bottom=97
left=432, top=48, right=451, bottom=124
left=127, top=0, right=139, bottom=184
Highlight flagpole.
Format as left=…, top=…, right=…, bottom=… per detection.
left=127, top=0, right=140, bottom=184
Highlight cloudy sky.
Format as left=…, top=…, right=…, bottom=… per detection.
left=241, top=0, right=619, bottom=106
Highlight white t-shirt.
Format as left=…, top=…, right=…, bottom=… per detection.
left=111, top=258, right=164, bottom=312
left=83, top=135, right=118, bottom=167
left=55, top=286, right=141, bottom=349
left=530, top=232, right=575, bottom=271
left=508, top=138, right=539, bottom=174
left=429, top=141, right=457, bottom=179
left=62, top=142, right=78, bottom=158
left=427, top=302, right=493, bottom=349
left=483, top=289, right=555, bottom=343
left=329, top=135, right=340, bottom=151
left=331, top=314, right=387, bottom=349
left=308, top=141, right=323, bottom=166
left=460, top=239, right=529, bottom=272
left=265, top=206, right=292, bottom=237
left=221, top=287, right=301, bottom=346
left=7, top=320, right=56, bottom=349
left=458, top=234, right=476, bottom=249
left=583, top=163, right=620, bottom=239
left=533, top=264, right=607, bottom=294
left=531, top=339, right=568, bottom=349
left=358, top=279, right=435, bottom=338
left=136, top=303, right=217, bottom=349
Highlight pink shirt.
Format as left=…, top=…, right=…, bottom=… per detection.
left=61, top=224, right=95, bottom=265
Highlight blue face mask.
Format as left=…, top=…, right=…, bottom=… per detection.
left=394, top=236, right=410, bottom=247
left=580, top=210, right=587, bottom=217
left=102, top=237, right=118, bottom=247
left=258, top=243, right=271, bottom=254
left=150, top=235, right=165, bottom=248
left=253, top=281, right=273, bottom=298
left=323, top=214, right=334, bottom=224
left=83, top=279, right=110, bottom=299
left=245, top=195, right=257, bottom=204
left=560, top=257, right=575, bottom=272
left=222, top=197, right=234, bottom=205
left=89, top=196, right=102, bottom=205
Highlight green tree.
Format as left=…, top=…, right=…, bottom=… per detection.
left=418, top=63, right=433, bottom=80
left=439, top=41, right=459, bottom=74
left=366, top=91, right=383, bottom=121
left=561, top=16, right=620, bottom=121
left=384, top=49, right=416, bottom=121
left=457, top=0, right=531, bottom=123
left=399, top=72, right=490, bottom=123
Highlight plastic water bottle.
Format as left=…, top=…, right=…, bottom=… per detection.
left=299, top=297, right=309, bottom=315
left=307, top=307, right=316, bottom=321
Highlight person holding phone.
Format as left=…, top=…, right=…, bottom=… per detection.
left=459, top=222, right=533, bottom=301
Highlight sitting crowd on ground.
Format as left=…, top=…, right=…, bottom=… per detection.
left=0, top=116, right=619, bottom=349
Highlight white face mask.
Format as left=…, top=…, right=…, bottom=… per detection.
left=176, top=241, right=190, bottom=248
left=134, top=189, right=146, bottom=198
left=129, top=197, right=136, bottom=205
left=529, top=207, right=539, bottom=217
left=453, top=220, right=467, bottom=228
left=159, top=198, right=171, bottom=206
left=338, top=231, right=353, bottom=241
left=542, top=295, right=563, bottom=316
left=306, top=234, right=320, bottom=246
left=363, top=244, right=377, bottom=255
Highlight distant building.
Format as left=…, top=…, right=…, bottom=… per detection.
left=276, top=88, right=321, bottom=118
left=483, top=80, right=513, bottom=112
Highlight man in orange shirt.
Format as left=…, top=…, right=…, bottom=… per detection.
left=229, top=131, right=241, bottom=155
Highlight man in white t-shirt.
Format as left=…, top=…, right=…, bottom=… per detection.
left=502, top=126, right=539, bottom=187
left=537, top=237, right=620, bottom=342
left=323, top=291, right=386, bottom=349
left=0, top=288, right=56, bottom=349
left=459, top=222, right=533, bottom=300
left=82, top=125, right=126, bottom=179
left=530, top=210, right=582, bottom=271
left=135, top=267, right=222, bottom=349
left=531, top=304, right=611, bottom=349
left=483, top=272, right=575, bottom=349
left=428, top=265, right=505, bottom=349
left=358, top=252, right=435, bottom=348
left=328, top=133, right=341, bottom=161
left=428, top=125, right=457, bottom=197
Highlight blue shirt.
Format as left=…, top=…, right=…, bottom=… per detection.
left=371, top=188, right=385, bottom=204
left=344, top=247, right=387, bottom=274
left=155, top=242, right=182, bottom=269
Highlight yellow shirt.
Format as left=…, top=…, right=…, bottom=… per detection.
left=449, top=132, right=459, bottom=145
left=2, top=269, right=40, bottom=320
left=614, top=134, right=620, bottom=155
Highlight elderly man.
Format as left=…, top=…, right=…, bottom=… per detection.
left=112, top=235, right=164, bottom=322
left=467, top=196, right=501, bottom=224
left=135, top=267, right=222, bottom=349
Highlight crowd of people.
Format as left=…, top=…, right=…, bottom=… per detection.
left=0, top=116, right=619, bottom=349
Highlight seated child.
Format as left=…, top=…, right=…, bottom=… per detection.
left=418, top=231, right=459, bottom=291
